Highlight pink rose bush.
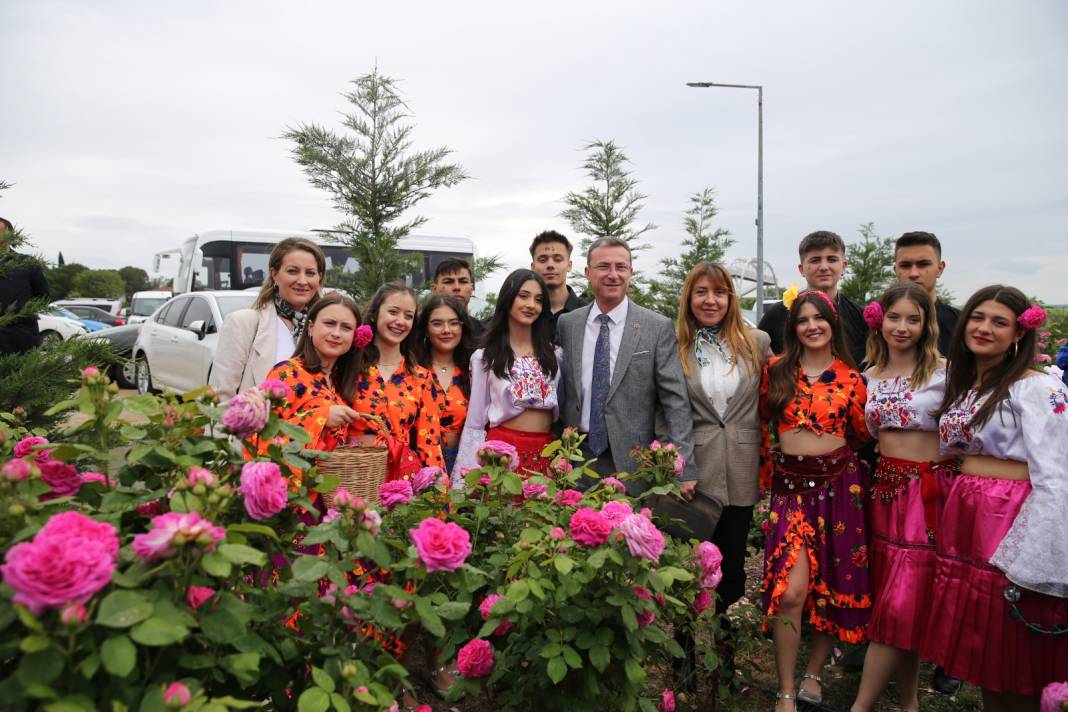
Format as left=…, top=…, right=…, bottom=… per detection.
left=1, top=511, right=118, bottom=615
left=163, top=681, right=192, bottom=708
left=186, top=585, right=216, bottom=610
left=2, top=458, right=32, bottom=481
left=39, top=459, right=82, bottom=497
left=479, top=593, right=513, bottom=636
left=411, top=466, right=446, bottom=493
left=379, top=480, right=413, bottom=510
left=258, top=378, right=291, bottom=402
left=410, top=517, right=471, bottom=572
left=522, top=482, right=548, bottom=500
left=132, top=512, right=226, bottom=562
left=477, top=439, right=519, bottom=470
left=14, top=435, right=51, bottom=462
left=658, top=689, right=676, bottom=712
left=618, top=513, right=665, bottom=562
left=237, top=461, right=288, bottom=520
left=1042, top=682, right=1068, bottom=712
left=602, top=476, right=626, bottom=493
left=695, top=540, right=723, bottom=591
left=554, top=488, right=583, bottom=507
left=633, top=585, right=656, bottom=627
left=692, top=589, right=713, bottom=614
left=221, top=387, right=270, bottom=438
left=600, top=500, right=634, bottom=527
left=456, top=638, right=494, bottom=678
left=568, top=507, right=612, bottom=547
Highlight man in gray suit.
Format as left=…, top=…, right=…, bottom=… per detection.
left=556, top=237, right=697, bottom=498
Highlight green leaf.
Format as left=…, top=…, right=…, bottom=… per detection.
left=201, top=551, right=233, bottom=577
left=434, top=601, right=470, bottom=621
left=15, top=604, right=45, bottom=632
left=96, top=590, right=154, bottom=628
left=621, top=605, right=638, bottom=632
left=310, top=666, right=334, bottom=693
left=546, top=656, right=567, bottom=684
left=226, top=523, right=280, bottom=541
left=20, top=635, right=51, bottom=653
left=528, top=578, right=545, bottom=600
left=43, top=696, right=95, bottom=712
left=18, top=648, right=65, bottom=685
left=200, top=608, right=245, bottom=645
left=589, top=645, right=610, bottom=672
left=291, top=556, right=330, bottom=582
left=624, top=657, right=646, bottom=685
left=330, top=693, right=352, bottom=712
left=414, top=597, right=445, bottom=638
left=129, top=617, right=188, bottom=646
left=123, top=394, right=161, bottom=416
left=218, top=543, right=267, bottom=567
left=501, top=471, right=523, bottom=495
left=77, top=652, right=99, bottom=679
left=100, top=635, right=136, bottom=677
left=505, top=580, right=530, bottom=603
left=553, top=555, right=574, bottom=575
left=587, top=549, right=607, bottom=569
left=119, top=425, right=147, bottom=440
left=296, top=687, right=330, bottom=712
left=221, top=652, right=261, bottom=687
left=562, top=645, right=583, bottom=669
left=539, top=642, right=562, bottom=658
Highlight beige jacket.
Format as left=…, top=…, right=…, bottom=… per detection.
left=210, top=305, right=286, bottom=402
left=684, top=329, right=770, bottom=507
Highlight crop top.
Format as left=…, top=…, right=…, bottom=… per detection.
left=433, top=365, right=469, bottom=437
left=864, top=367, right=945, bottom=437
left=939, top=373, right=1068, bottom=597
left=451, top=348, right=563, bottom=479
left=760, top=357, right=868, bottom=442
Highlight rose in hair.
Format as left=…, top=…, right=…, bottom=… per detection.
left=863, top=301, right=884, bottom=330
left=1018, top=305, right=1047, bottom=331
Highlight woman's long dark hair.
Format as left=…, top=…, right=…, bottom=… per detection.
left=765, top=291, right=855, bottom=417
left=293, top=293, right=362, bottom=402
left=481, top=269, right=558, bottom=379
left=935, top=284, right=1037, bottom=429
left=413, top=293, right=474, bottom=397
left=357, top=282, right=419, bottom=378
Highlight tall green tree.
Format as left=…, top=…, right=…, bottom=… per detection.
left=70, top=269, right=126, bottom=299
left=284, top=67, right=468, bottom=301
left=118, top=266, right=150, bottom=297
left=840, top=222, right=895, bottom=305
left=649, top=188, right=735, bottom=320
left=45, top=263, right=88, bottom=300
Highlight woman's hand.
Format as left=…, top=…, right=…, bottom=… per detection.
left=326, top=405, right=359, bottom=428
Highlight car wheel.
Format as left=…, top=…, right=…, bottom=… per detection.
left=136, top=356, right=154, bottom=395
left=113, top=357, right=138, bottom=389
left=40, top=330, right=62, bottom=346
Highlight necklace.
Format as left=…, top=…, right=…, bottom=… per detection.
left=432, top=361, right=454, bottom=373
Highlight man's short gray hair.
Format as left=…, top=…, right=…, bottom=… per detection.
left=586, top=236, right=632, bottom=264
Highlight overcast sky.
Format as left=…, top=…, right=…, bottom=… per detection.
left=3, top=1, right=1067, bottom=303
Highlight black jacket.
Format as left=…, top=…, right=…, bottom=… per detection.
left=0, top=253, right=50, bottom=354
left=935, top=299, right=960, bottom=357
left=757, top=292, right=868, bottom=367
left=548, top=285, right=587, bottom=337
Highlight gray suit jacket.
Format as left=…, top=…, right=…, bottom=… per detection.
left=557, top=300, right=697, bottom=480
left=684, top=328, right=770, bottom=507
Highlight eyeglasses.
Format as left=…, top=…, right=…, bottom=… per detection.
left=590, top=262, right=631, bottom=274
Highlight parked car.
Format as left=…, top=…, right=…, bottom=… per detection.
left=37, top=313, right=89, bottom=343
left=127, top=290, right=173, bottom=325
left=80, top=323, right=143, bottom=389
left=132, top=291, right=256, bottom=394
left=59, top=304, right=126, bottom=327
left=53, top=298, right=123, bottom=317
left=49, top=307, right=108, bottom=332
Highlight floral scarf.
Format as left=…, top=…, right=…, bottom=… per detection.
left=273, top=294, right=309, bottom=344
left=695, top=325, right=734, bottom=367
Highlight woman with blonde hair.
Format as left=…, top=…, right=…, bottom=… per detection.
left=211, top=237, right=325, bottom=401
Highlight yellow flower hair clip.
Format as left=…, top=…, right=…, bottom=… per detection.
left=782, top=283, right=799, bottom=310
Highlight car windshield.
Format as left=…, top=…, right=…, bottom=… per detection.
left=50, top=308, right=79, bottom=320
left=216, top=294, right=257, bottom=321
left=131, top=297, right=170, bottom=316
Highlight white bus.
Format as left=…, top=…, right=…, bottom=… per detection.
left=154, top=229, right=476, bottom=295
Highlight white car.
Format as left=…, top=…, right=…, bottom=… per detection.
left=37, top=313, right=90, bottom=343
left=132, top=291, right=256, bottom=394
left=127, top=290, right=173, bottom=325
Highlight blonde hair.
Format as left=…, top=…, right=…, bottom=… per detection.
left=864, top=282, right=941, bottom=388
left=252, top=237, right=326, bottom=310
left=677, top=262, right=761, bottom=379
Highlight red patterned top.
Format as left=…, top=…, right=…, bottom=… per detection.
left=353, top=359, right=445, bottom=469
left=434, top=366, right=469, bottom=437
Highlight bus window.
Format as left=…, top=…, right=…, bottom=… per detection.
left=234, top=243, right=272, bottom=289
left=200, top=241, right=233, bottom=290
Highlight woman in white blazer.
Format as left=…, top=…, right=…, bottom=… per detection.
left=210, top=238, right=325, bottom=401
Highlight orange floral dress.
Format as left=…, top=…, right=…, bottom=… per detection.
left=433, top=366, right=469, bottom=472
left=352, top=359, right=445, bottom=469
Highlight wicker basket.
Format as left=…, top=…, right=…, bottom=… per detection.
left=317, top=445, right=389, bottom=507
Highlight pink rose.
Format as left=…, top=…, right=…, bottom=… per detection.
left=238, top=461, right=288, bottom=520
left=600, top=500, right=634, bottom=527
left=60, top=601, right=89, bottom=625
left=479, top=594, right=513, bottom=636
left=132, top=512, right=226, bottom=562
left=522, top=482, right=548, bottom=500
left=185, top=467, right=215, bottom=488
left=673, top=453, right=686, bottom=478
left=602, top=476, right=626, bottom=493
left=137, top=499, right=164, bottom=517
left=412, top=466, right=445, bottom=493
left=692, top=589, right=713, bottom=615
left=549, top=527, right=566, bottom=540
left=410, top=517, right=471, bottom=572
left=477, top=439, right=520, bottom=470
left=658, top=689, right=676, bottom=712
left=456, top=638, right=494, bottom=678
left=551, top=458, right=573, bottom=476
left=633, top=585, right=656, bottom=627
left=81, top=365, right=100, bottom=381
left=379, top=480, right=413, bottom=510
left=186, top=585, right=216, bottom=610
left=39, top=459, right=82, bottom=497
left=14, top=435, right=51, bottom=461
left=695, top=541, right=724, bottom=591
left=163, top=681, right=191, bottom=708
left=1042, top=682, right=1068, bottom=712
left=332, top=488, right=355, bottom=508
left=79, top=471, right=110, bottom=487
left=221, top=388, right=270, bottom=438
left=554, top=489, right=583, bottom=507
left=568, top=507, right=612, bottom=547
left=1018, top=305, right=1048, bottom=331
left=353, top=324, right=373, bottom=349
left=361, top=508, right=382, bottom=536
left=1, top=458, right=32, bottom=481
left=1, top=511, right=118, bottom=615
left=258, top=378, right=291, bottom=402
left=618, top=513, right=665, bottom=562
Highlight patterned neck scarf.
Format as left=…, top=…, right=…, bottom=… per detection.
left=274, top=293, right=309, bottom=344
left=695, top=325, right=734, bottom=367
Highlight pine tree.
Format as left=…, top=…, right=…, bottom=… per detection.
left=840, top=222, right=895, bottom=304
left=284, top=67, right=468, bottom=301
left=649, top=188, right=735, bottom=320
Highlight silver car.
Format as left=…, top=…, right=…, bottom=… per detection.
left=132, top=291, right=256, bottom=394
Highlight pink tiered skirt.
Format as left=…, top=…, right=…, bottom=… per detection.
left=866, top=456, right=955, bottom=650
left=920, top=474, right=1068, bottom=695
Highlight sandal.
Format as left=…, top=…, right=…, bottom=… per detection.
left=797, top=673, right=823, bottom=704
left=774, top=691, right=796, bottom=710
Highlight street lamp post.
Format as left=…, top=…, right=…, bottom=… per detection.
left=686, top=81, right=765, bottom=322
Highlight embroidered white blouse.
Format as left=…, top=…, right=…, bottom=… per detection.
left=864, top=367, right=946, bottom=437
left=452, top=348, right=563, bottom=481
left=939, top=373, right=1068, bottom=597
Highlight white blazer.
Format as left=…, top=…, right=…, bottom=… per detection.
left=210, top=304, right=286, bottom=402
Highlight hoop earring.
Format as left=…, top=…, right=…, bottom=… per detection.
left=1010, top=341, right=1019, bottom=360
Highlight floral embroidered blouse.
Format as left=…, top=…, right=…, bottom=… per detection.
left=352, top=359, right=445, bottom=469
left=939, top=373, right=1068, bottom=597
left=863, top=367, right=945, bottom=438
left=433, top=366, right=469, bottom=437
left=759, top=357, right=869, bottom=490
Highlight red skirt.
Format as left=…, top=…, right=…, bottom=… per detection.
left=920, top=473, right=1068, bottom=695
left=486, top=425, right=553, bottom=477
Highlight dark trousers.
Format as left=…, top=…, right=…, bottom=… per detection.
left=712, top=504, right=754, bottom=613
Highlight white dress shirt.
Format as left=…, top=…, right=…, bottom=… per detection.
left=580, top=297, right=629, bottom=431
left=698, top=345, right=741, bottom=416
left=275, top=317, right=296, bottom=364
